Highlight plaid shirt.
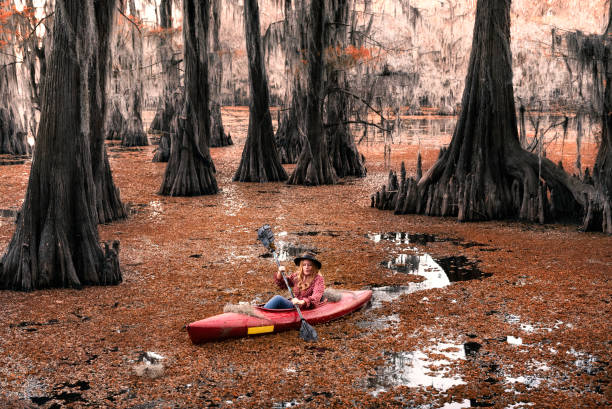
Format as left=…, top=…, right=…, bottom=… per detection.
left=275, top=273, right=325, bottom=308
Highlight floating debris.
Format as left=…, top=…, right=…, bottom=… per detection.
left=507, top=336, right=523, bottom=345
left=133, top=352, right=166, bottom=379
left=272, top=399, right=301, bottom=408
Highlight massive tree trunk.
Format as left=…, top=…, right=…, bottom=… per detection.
left=326, top=74, right=366, bottom=178
left=275, top=88, right=305, bottom=164
left=17, top=0, right=45, bottom=142
left=120, top=0, right=148, bottom=147
left=0, top=3, right=29, bottom=156
left=288, top=0, right=337, bottom=185
left=274, top=0, right=305, bottom=164
left=0, top=107, right=28, bottom=156
left=0, top=0, right=122, bottom=290
left=234, top=0, right=287, bottom=182
left=326, top=0, right=366, bottom=178
left=208, top=0, right=232, bottom=148
left=372, top=0, right=608, bottom=232
left=586, top=1, right=612, bottom=233
left=91, top=1, right=127, bottom=224
left=159, top=0, right=218, bottom=196
left=150, top=0, right=181, bottom=162
left=106, top=98, right=127, bottom=140
left=151, top=93, right=179, bottom=163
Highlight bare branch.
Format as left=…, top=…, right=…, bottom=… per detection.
left=117, top=6, right=142, bottom=34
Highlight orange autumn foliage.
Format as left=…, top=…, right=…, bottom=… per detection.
left=0, top=1, right=37, bottom=50
left=326, top=44, right=379, bottom=69
left=344, top=44, right=373, bottom=62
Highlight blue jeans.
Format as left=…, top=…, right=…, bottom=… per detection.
left=264, top=295, right=294, bottom=309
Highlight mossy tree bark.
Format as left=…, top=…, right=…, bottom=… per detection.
left=208, top=0, right=232, bottom=148
left=120, top=0, right=148, bottom=147
left=373, top=0, right=607, bottom=232
left=0, top=0, right=122, bottom=290
left=234, top=0, right=287, bottom=182
left=106, top=99, right=126, bottom=141
left=150, top=0, right=180, bottom=162
left=275, top=88, right=305, bottom=164
left=288, top=0, right=337, bottom=185
left=585, top=1, right=612, bottom=233
left=149, top=0, right=180, bottom=139
left=0, top=2, right=29, bottom=156
left=0, top=107, right=28, bottom=156
left=159, top=0, right=218, bottom=196
left=90, top=1, right=126, bottom=224
left=274, top=0, right=305, bottom=164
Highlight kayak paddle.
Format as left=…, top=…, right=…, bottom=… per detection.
left=257, top=224, right=318, bottom=342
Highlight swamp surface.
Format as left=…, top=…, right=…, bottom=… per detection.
left=0, top=107, right=610, bottom=408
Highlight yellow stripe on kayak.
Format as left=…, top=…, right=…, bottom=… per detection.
left=247, top=325, right=274, bottom=335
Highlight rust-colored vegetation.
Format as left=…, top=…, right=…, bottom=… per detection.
left=0, top=108, right=609, bottom=408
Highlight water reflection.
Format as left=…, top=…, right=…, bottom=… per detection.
left=273, top=239, right=317, bottom=263
left=367, top=232, right=439, bottom=246
left=370, top=253, right=449, bottom=309
left=373, top=114, right=599, bottom=174
left=367, top=232, right=491, bottom=309
left=367, top=342, right=466, bottom=396
left=368, top=115, right=456, bottom=148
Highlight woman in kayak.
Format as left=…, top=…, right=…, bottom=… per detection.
left=263, top=252, right=325, bottom=309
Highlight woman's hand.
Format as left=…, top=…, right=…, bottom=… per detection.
left=291, top=298, right=305, bottom=306
left=276, top=266, right=286, bottom=280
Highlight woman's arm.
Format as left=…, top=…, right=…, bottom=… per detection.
left=274, top=267, right=295, bottom=289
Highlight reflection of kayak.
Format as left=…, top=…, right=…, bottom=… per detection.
left=187, top=289, right=372, bottom=344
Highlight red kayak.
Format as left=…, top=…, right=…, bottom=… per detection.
left=187, top=289, right=372, bottom=344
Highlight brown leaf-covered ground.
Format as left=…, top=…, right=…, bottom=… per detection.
left=0, top=108, right=610, bottom=408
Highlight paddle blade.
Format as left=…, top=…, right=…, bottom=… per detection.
left=257, top=224, right=276, bottom=252
left=299, top=319, right=318, bottom=342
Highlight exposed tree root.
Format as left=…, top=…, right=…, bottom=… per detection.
left=327, top=126, right=366, bottom=178
left=106, top=100, right=126, bottom=140
left=0, top=162, right=122, bottom=290
left=288, top=142, right=337, bottom=186
left=159, top=117, right=218, bottom=196
left=233, top=114, right=287, bottom=182
left=122, top=117, right=149, bottom=147
left=373, top=147, right=610, bottom=233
